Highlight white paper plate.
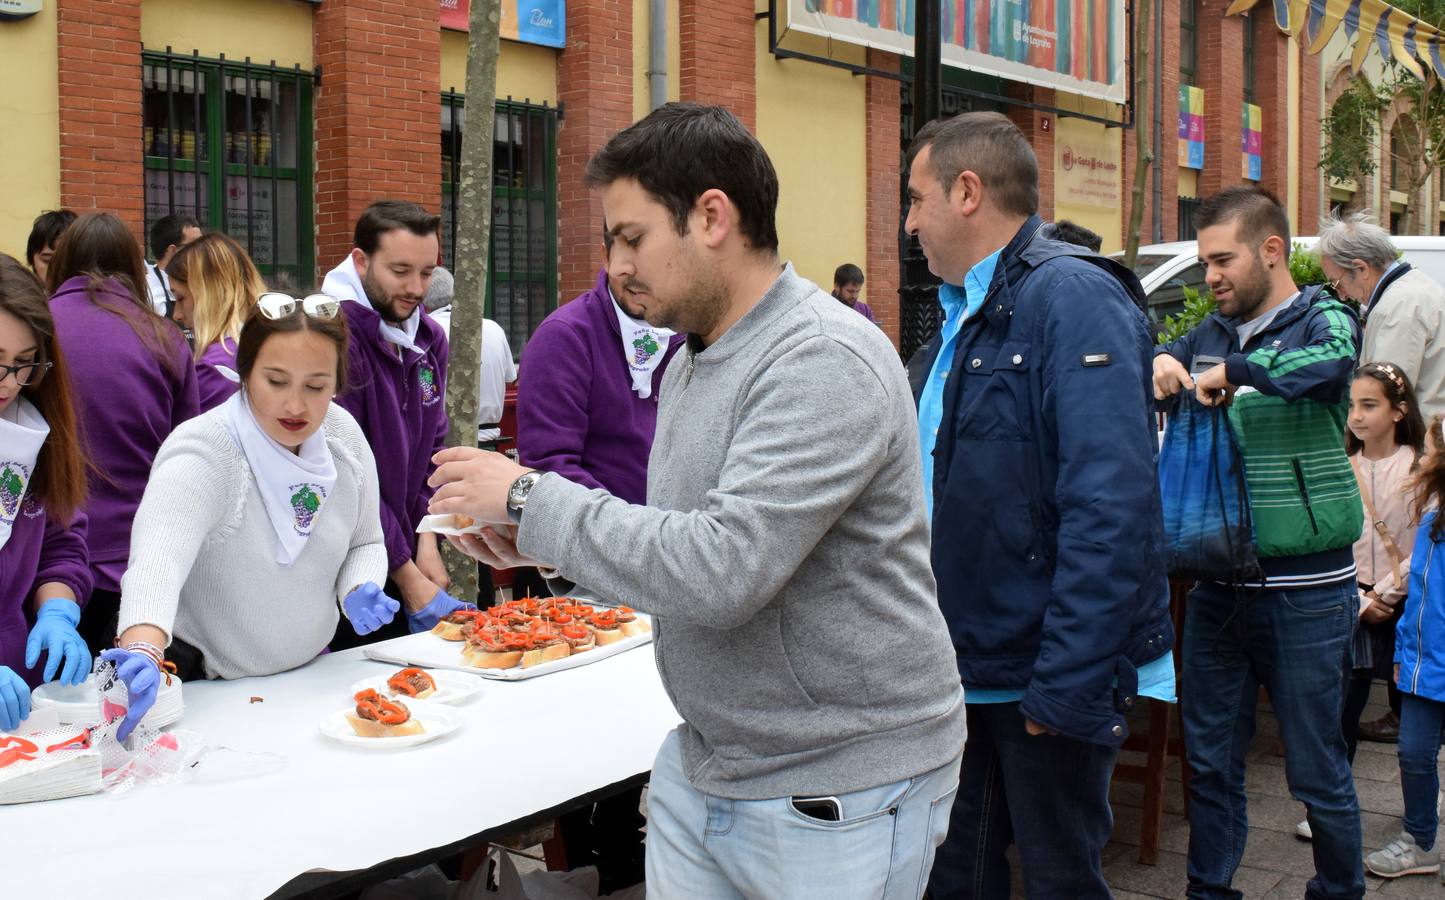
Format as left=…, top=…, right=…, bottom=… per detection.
left=32, top=674, right=183, bottom=728
left=348, top=669, right=484, bottom=706
left=318, top=701, right=462, bottom=749
left=414, top=513, right=485, bottom=536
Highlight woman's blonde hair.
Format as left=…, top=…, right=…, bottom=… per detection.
left=166, top=232, right=265, bottom=353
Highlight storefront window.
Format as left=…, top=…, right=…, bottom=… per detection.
left=441, top=94, right=559, bottom=356
left=1180, top=0, right=1200, bottom=86
left=1242, top=11, right=1255, bottom=105
left=143, top=51, right=314, bottom=287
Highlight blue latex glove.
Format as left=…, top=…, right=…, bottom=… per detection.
left=99, top=648, right=159, bottom=743
left=24, top=598, right=91, bottom=686
left=0, top=666, right=30, bottom=732
left=406, top=590, right=475, bottom=634
left=343, top=583, right=401, bottom=636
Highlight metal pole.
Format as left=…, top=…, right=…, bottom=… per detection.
left=900, top=0, right=944, bottom=362
left=911, top=0, right=941, bottom=136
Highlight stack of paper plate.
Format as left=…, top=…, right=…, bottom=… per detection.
left=31, top=673, right=184, bottom=729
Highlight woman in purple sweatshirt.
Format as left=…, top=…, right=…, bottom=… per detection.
left=166, top=232, right=265, bottom=412
left=0, top=256, right=94, bottom=730
left=47, top=214, right=199, bottom=654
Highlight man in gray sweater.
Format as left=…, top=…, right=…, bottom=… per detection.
left=429, top=102, right=966, bottom=897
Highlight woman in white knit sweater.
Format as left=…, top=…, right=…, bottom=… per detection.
left=103, top=294, right=402, bottom=739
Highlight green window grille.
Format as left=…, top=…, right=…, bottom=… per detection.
left=1242, top=11, right=1256, bottom=105
left=142, top=48, right=316, bottom=289
left=441, top=92, right=560, bottom=356
left=1180, top=0, right=1199, bottom=86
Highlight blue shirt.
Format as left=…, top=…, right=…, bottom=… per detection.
left=965, top=652, right=1178, bottom=705
left=918, top=248, right=1003, bottom=517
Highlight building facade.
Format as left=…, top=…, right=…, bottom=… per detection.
left=0, top=0, right=1430, bottom=352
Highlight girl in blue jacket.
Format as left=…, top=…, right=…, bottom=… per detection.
left=1371, top=416, right=1445, bottom=878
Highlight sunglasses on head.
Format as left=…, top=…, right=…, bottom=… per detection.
left=257, top=292, right=341, bottom=321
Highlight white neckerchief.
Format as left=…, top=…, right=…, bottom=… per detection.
left=0, top=396, right=49, bottom=551
left=321, top=257, right=423, bottom=355
left=609, top=288, right=674, bottom=399
left=223, top=392, right=337, bottom=566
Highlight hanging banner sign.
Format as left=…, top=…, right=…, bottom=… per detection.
left=441, top=0, right=566, bottom=50
left=1178, top=85, right=1205, bottom=170
left=784, top=0, right=1126, bottom=104
left=1241, top=102, right=1262, bottom=182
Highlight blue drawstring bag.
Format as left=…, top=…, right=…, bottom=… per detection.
left=1158, top=397, right=1263, bottom=583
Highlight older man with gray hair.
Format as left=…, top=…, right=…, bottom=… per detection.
left=1318, top=212, right=1445, bottom=418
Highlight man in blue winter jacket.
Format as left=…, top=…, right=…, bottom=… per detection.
left=906, top=111, right=1174, bottom=898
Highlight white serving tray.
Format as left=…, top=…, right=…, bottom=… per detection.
left=362, top=618, right=653, bottom=681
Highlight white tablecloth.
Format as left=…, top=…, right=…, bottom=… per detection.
left=0, top=639, right=681, bottom=899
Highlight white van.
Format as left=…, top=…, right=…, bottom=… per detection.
left=1113, top=236, right=1445, bottom=328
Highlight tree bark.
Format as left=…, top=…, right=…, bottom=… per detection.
left=1124, top=0, right=1153, bottom=268
left=441, top=0, right=502, bottom=602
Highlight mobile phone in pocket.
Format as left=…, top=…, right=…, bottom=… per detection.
left=791, top=795, right=843, bottom=822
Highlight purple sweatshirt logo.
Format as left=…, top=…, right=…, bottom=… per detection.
left=289, top=483, right=326, bottom=535
left=0, top=463, right=29, bottom=522
left=419, top=366, right=440, bottom=406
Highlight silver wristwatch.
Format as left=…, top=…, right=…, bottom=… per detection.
left=506, top=471, right=542, bottom=524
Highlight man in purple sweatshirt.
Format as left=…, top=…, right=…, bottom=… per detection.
left=517, top=238, right=684, bottom=506
left=514, top=237, right=682, bottom=891
left=322, top=201, right=470, bottom=647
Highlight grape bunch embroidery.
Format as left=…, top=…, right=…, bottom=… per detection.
left=419, top=366, right=440, bottom=406
left=632, top=333, right=660, bottom=367
left=0, top=463, right=29, bottom=523
left=289, top=483, right=326, bottom=535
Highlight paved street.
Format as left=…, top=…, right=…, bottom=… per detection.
left=1101, top=686, right=1440, bottom=899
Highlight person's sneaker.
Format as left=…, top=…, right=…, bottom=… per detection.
left=1359, top=710, right=1401, bottom=743
left=1366, top=832, right=1440, bottom=878
left=1296, top=819, right=1312, bottom=840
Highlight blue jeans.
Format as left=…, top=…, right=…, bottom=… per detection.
left=643, top=729, right=961, bottom=899
left=1181, top=582, right=1363, bottom=900
left=928, top=702, right=1119, bottom=899
left=1398, top=692, right=1445, bottom=850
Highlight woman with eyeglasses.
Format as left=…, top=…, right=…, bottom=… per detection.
left=0, top=256, right=94, bottom=731
left=102, top=294, right=401, bottom=740
left=165, top=232, right=268, bottom=412
left=47, top=212, right=200, bottom=656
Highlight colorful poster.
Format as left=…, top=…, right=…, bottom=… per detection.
left=441, top=0, right=566, bottom=49
left=1240, top=102, right=1262, bottom=182
left=789, top=0, right=1125, bottom=103
left=1178, top=85, right=1205, bottom=170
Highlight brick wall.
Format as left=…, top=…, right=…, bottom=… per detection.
left=1251, top=15, right=1289, bottom=208
left=313, top=0, right=441, bottom=271
left=1120, top=0, right=1184, bottom=245
left=1298, top=48, right=1322, bottom=234
left=1004, top=84, right=1055, bottom=221
left=865, top=50, right=902, bottom=346
left=1196, top=0, right=1244, bottom=199
left=556, top=0, right=633, bottom=300
left=679, top=0, right=756, bottom=130
left=56, top=0, right=145, bottom=238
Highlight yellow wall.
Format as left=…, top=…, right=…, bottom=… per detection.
left=442, top=32, right=558, bottom=104
left=756, top=27, right=868, bottom=296
left=0, top=4, right=61, bottom=263
left=1052, top=95, right=1124, bottom=254
left=1179, top=167, right=1199, bottom=198
left=632, top=0, right=682, bottom=121
left=141, top=0, right=313, bottom=67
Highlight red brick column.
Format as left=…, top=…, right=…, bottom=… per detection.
left=1005, top=84, right=1056, bottom=221
left=556, top=0, right=633, bottom=300
left=1196, top=0, right=1245, bottom=198
left=313, top=0, right=441, bottom=270
left=679, top=0, right=756, bottom=131
left=1251, top=14, right=1290, bottom=204
left=1298, top=48, right=1322, bottom=234
left=865, top=50, right=902, bottom=347
left=56, top=0, right=145, bottom=238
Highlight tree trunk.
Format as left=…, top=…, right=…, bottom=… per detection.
left=1124, top=0, right=1153, bottom=268
left=441, top=0, right=502, bottom=602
